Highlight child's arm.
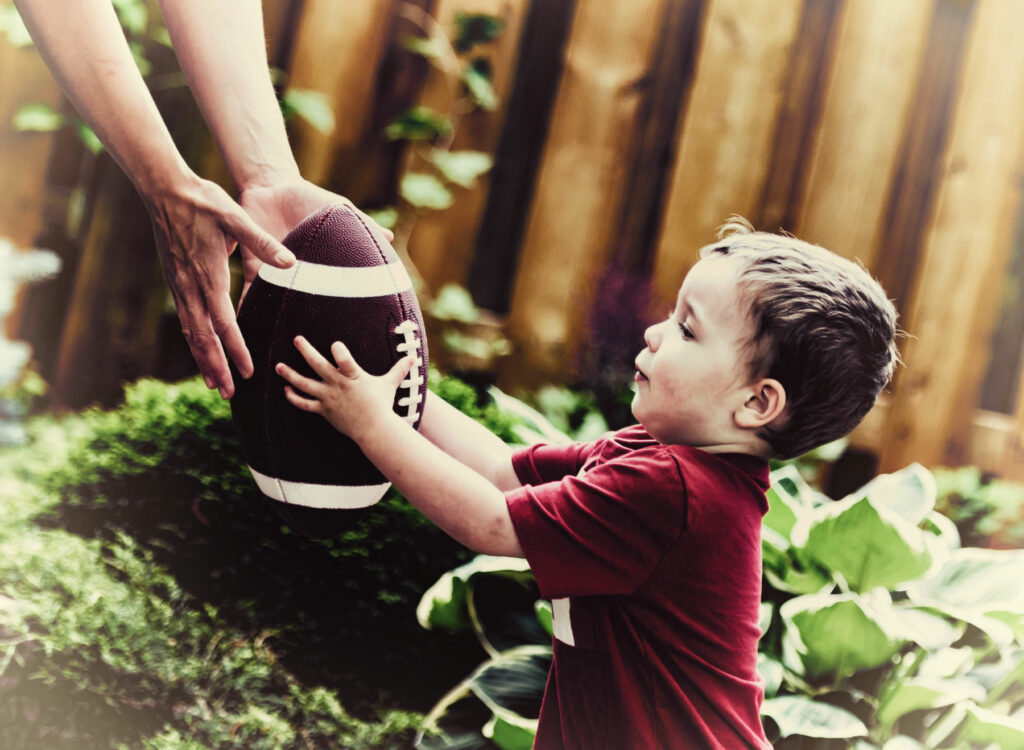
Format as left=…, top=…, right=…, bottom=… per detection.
left=417, top=392, right=523, bottom=492
left=276, top=337, right=524, bottom=557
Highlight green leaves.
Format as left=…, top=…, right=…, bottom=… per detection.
left=417, top=555, right=532, bottom=634
left=386, top=107, right=453, bottom=142
left=401, top=173, right=454, bottom=210
left=387, top=10, right=503, bottom=222
left=112, top=0, right=149, bottom=36
left=416, top=556, right=548, bottom=750
left=761, top=695, right=868, bottom=740
left=905, top=546, right=1024, bottom=615
left=398, top=151, right=493, bottom=210
left=0, top=4, right=33, bottom=47
left=280, top=88, right=336, bottom=134
left=12, top=104, right=104, bottom=154
left=463, top=58, right=497, bottom=111
left=959, top=702, right=1024, bottom=745
left=416, top=646, right=547, bottom=750
left=799, top=492, right=933, bottom=592
left=12, top=103, right=65, bottom=133
left=876, top=677, right=983, bottom=734
left=430, top=149, right=493, bottom=188
left=452, top=13, right=505, bottom=53
left=483, top=712, right=537, bottom=750
left=790, top=463, right=935, bottom=593
left=781, top=592, right=907, bottom=680
left=761, top=459, right=1024, bottom=746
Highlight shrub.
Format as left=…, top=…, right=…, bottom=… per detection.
left=2, top=370, right=537, bottom=746
left=933, top=466, right=1024, bottom=548
left=0, top=468, right=421, bottom=749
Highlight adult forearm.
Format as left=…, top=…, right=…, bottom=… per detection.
left=419, top=392, right=522, bottom=491
left=158, top=0, right=299, bottom=191
left=15, top=0, right=192, bottom=197
left=360, top=411, right=524, bottom=557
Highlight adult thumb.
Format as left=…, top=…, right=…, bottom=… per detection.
left=229, top=212, right=294, bottom=267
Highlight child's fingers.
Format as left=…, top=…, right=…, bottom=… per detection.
left=330, top=341, right=361, bottom=379
left=387, top=352, right=416, bottom=389
left=292, top=336, right=340, bottom=381
left=283, top=385, right=322, bottom=413
left=275, top=360, right=327, bottom=397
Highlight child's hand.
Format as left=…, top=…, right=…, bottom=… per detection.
left=275, top=335, right=415, bottom=440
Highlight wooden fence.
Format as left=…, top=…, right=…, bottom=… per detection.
left=3, top=0, right=1024, bottom=480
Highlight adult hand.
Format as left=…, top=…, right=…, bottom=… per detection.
left=239, top=178, right=395, bottom=296
left=144, top=173, right=295, bottom=398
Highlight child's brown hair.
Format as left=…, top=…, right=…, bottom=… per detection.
left=700, top=217, right=900, bottom=459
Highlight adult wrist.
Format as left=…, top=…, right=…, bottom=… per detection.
left=229, top=152, right=302, bottom=194
left=131, top=154, right=201, bottom=209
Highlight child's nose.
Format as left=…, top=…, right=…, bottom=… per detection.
left=644, top=322, right=661, bottom=350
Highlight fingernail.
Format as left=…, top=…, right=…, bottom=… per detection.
left=277, top=251, right=295, bottom=265
left=219, top=387, right=229, bottom=399
left=204, top=376, right=214, bottom=389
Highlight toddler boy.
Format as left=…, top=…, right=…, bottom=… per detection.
left=275, top=218, right=899, bottom=749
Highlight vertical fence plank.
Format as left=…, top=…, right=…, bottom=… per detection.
left=649, top=0, right=803, bottom=307
left=467, top=0, right=577, bottom=313
left=879, top=0, right=1024, bottom=472
left=794, top=0, right=933, bottom=268
left=1010, top=348, right=1024, bottom=478
left=757, top=0, right=841, bottom=234
left=0, top=41, right=61, bottom=248
left=52, top=160, right=168, bottom=408
left=287, top=0, right=394, bottom=187
left=404, top=0, right=530, bottom=295
left=501, top=0, right=670, bottom=383
left=874, top=0, right=972, bottom=310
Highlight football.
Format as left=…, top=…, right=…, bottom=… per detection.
left=230, top=203, right=428, bottom=519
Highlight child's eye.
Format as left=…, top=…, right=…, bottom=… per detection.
left=679, top=322, right=694, bottom=339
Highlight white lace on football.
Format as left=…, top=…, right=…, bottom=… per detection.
left=395, top=320, right=424, bottom=424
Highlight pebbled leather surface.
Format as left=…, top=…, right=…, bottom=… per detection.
left=231, top=203, right=429, bottom=499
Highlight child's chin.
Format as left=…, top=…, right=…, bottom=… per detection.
left=629, top=396, right=643, bottom=423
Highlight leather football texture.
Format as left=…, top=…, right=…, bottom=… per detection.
left=230, top=203, right=428, bottom=517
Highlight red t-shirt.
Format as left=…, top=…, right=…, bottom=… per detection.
left=506, top=425, right=772, bottom=749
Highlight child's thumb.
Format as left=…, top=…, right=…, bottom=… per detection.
left=389, top=352, right=416, bottom=388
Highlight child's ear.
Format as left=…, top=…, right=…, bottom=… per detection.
left=734, top=379, right=786, bottom=430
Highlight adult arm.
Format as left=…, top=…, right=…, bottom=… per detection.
left=14, top=0, right=294, bottom=397
left=158, top=0, right=392, bottom=289
left=276, top=337, right=524, bottom=557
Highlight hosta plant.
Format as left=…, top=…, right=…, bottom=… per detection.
left=760, top=463, right=1024, bottom=748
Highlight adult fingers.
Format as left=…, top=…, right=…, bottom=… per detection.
left=171, top=281, right=234, bottom=397
left=184, top=246, right=248, bottom=393
left=225, top=209, right=294, bottom=268
left=208, top=288, right=253, bottom=384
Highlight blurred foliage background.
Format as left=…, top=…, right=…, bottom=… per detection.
left=1, top=0, right=1023, bottom=478
left=1, top=0, right=1024, bottom=747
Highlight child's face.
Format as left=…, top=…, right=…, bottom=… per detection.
left=632, top=256, right=757, bottom=447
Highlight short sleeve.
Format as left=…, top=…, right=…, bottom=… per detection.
left=511, top=439, right=600, bottom=486
left=506, top=447, right=688, bottom=600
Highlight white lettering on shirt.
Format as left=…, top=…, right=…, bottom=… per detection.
left=552, top=597, right=575, bottom=646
